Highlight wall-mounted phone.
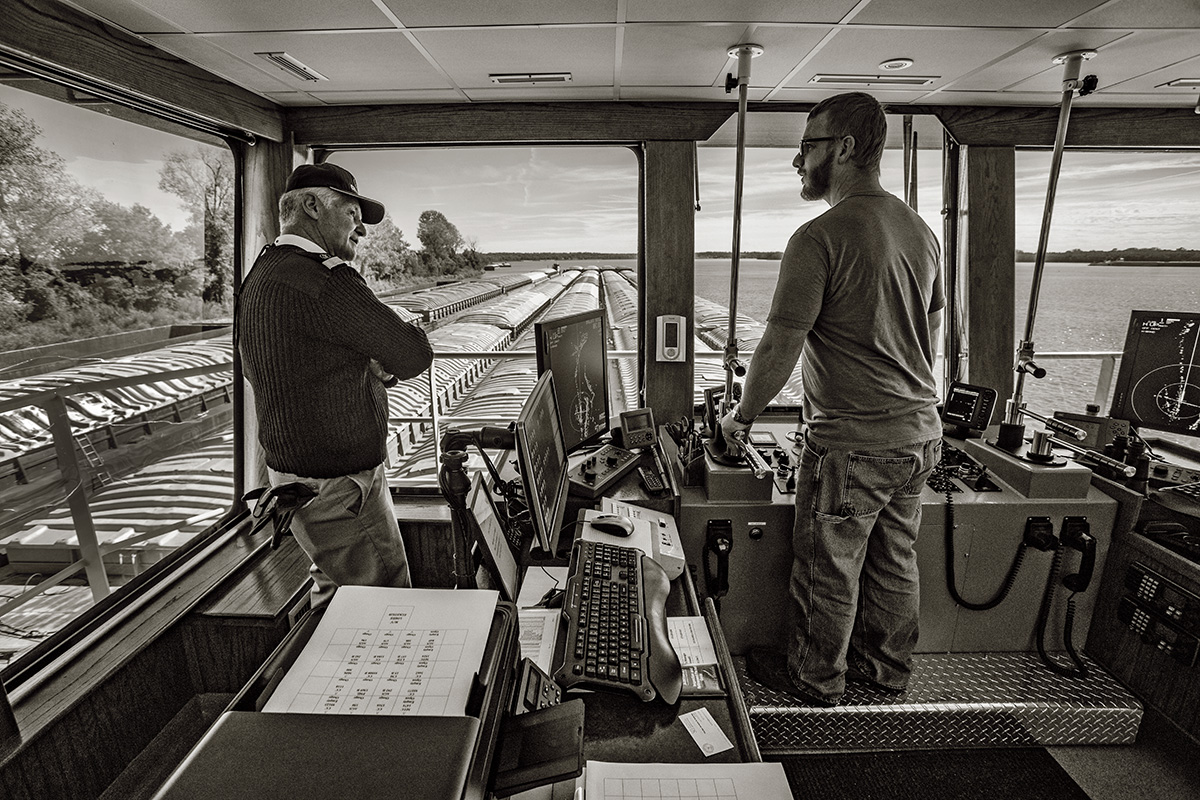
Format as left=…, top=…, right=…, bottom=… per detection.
left=656, top=314, right=685, bottom=362
left=1061, top=516, right=1096, bottom=593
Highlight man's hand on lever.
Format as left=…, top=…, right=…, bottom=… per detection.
left=719, top=403, right=755, bottom=455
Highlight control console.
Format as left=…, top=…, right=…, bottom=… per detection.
left=568, top=443, right=640, bottom=499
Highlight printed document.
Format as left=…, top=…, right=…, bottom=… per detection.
left=262, top=586, right=498, bottom=716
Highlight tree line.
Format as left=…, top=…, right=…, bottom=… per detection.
left=0, top=100, right=481, bottom=352
left=1016, top=247, right=1200, bottom=263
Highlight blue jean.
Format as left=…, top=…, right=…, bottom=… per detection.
left=269, top=463, right=412, bottom=609
left=787, top=432, right=940, bottom=703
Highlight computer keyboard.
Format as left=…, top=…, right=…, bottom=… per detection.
left=553, top=539, right=682, bottom=704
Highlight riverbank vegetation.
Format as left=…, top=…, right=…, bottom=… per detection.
left=0, top=101, right=482, bottom=352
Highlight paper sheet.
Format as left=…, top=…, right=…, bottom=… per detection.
left=584, top=761, right=792, bottom=799
left=518, top=606, right=561, bottom=673
left=667, top=616, right=718, bottom=667
left=262, top=586, right=498, bottom=716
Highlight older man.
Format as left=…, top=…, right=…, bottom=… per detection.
left=238, top=162, right=432, bottom=609
left=721, top=93, right=943, bottom=706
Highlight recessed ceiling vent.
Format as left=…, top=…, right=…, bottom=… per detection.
left=256, top=52, right=328, bottom=82
left=810, top=73, right=937, bottom=87
left=489, top=72, right=572, bottom=85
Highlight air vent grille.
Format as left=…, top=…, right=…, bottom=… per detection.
left=810, top=74, right=937, bottom=87
left=489, top=73, right=572, bottom=85
left=256, top=52, right=328, bottom=82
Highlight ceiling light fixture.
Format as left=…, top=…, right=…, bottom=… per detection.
left=878, top=58, right=914, bottom=71
left=1161, top=77, right=1200, bottom=88
left=810, top=73, right=937, bottom=86
left=489, top=72, right=572, bottom=85
left=255, top=52, right=327, bottom=82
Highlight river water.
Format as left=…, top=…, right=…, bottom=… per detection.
left=508, top=258, right=1199, bottom=428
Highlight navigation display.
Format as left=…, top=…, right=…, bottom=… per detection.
left=535, top=308, right=609, bottom=453
left=1109, top=310, right=1200, bottom=438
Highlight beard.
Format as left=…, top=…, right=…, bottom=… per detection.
left=800, top=154, right=831, bottom=202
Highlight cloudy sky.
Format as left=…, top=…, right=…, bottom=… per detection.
left=6, top=83, right=1200, bottom=255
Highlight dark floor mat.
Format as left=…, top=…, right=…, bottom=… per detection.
left=772, top=747, right=1090, bottom=800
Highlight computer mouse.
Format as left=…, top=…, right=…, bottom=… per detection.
left=590, top=514, right=635, bottom=537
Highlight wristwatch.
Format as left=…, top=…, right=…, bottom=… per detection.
left=732, top=404, right=755, bottom=426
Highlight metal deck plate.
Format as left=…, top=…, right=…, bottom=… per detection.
left=737, top=652, right=1142, bottom=752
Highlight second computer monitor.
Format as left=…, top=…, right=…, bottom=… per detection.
left=535, top=308, right=609, bottom=453
left=1109, top=309, right=1200, bottom=439
left=514, top=370, right=570, bottom=555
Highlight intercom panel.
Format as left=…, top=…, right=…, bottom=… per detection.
left=656, top=315, right=685, bottom=362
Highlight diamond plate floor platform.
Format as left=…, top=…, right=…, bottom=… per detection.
left=736, top=652, right=1142, bottom=752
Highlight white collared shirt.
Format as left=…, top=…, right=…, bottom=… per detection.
left=275, top=233, right=349, bottom=270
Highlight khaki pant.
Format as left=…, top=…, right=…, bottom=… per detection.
left=269, top=463, right=412, bottom=609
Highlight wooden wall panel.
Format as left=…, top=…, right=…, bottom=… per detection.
left=1, top=0, right=281, bottom=141
left=934, top=106, right=1200, bottom=148
left=235, top=137, right=295, bottom=497
left=961, top=146, right=1016, bottom=404
left=287, top=102, right=732, bottom=146
left=642, top=140, right=696, bottom=423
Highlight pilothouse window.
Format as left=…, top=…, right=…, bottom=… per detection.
left=326, top=146, right=639, bottom=491
left=0, top=74, right=235, bottom=670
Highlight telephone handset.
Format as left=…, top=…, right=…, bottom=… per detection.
left=1061, top=516, right=1096, bottom=593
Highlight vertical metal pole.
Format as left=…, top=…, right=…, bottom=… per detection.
left=1007, top=50, right=1096, bottom=424
left=45, top=395, right=110, bottom=600
left=902, top=115, right=913, bottom=206
left=908, top=131, right=919, bottom=213
left=723, top=43, right=763, bottom=403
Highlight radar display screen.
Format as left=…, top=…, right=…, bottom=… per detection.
left=1109, top=311, right=1200, bottom=438
left=535, top=308, right=609, bottom=453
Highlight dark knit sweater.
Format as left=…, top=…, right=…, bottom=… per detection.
left=237, top=244, right=432, bottom=478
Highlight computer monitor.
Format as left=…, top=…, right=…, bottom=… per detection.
left=514, top=371, right=570, bottom=555
left=534, top=308, right=609, bottom=453
left=1109, top=310, right=1200, bottom=438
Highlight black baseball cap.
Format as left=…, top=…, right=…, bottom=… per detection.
left=285, top=163, right=385, bottom=225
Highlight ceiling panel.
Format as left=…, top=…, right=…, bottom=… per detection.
left=626, top=0, right=857, bottom=24
left=784, top=26, right=1041, bottom=92
left=771, top=86, right=954, bottom=106
left=1104, top=51, right=1200, bottom=96
left=87, top=0, right=394, bottom=33
left=1067, top=0, right=1200, bottom=28
left=379, top=0, right=615, bottom=27
left=851, top=0, right=1106, bottom=29
left=621, top=25, right=829, bottom=88
left=170, top=31, right=451, bottom=92
left=964, top=28, right=1200, bottom=97
left=64, top=0, right=185, bottom=34
left=413, top=27, right=617, bottom=89
left=141, top=33, right=295, bottom=94
left=948, top=29, right=1129, bottom=94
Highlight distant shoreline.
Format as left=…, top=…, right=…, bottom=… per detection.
left=1089, top=262, right=1200, bottom=268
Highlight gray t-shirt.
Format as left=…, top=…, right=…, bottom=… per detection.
left=768, top=191, right=944, bottom=449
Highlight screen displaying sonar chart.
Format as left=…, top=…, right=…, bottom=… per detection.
left=1109, top=310, right=1200, bottom=439
left=535, top=308, right=609, bottom=453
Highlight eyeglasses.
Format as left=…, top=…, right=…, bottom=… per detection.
left=799, top=136, right=837, bottom=155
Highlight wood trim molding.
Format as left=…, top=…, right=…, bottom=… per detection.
left=962, top=146, right=1016, bottom=403
left=286, top=102, right=735, bottom=146
left=642, top=140, right=695, bottom=422
left=2, top=0, right=282, bottom=141
left=932, top=106, right=1200, bottom=148
left=747, top=102, right=1200, bottom=148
